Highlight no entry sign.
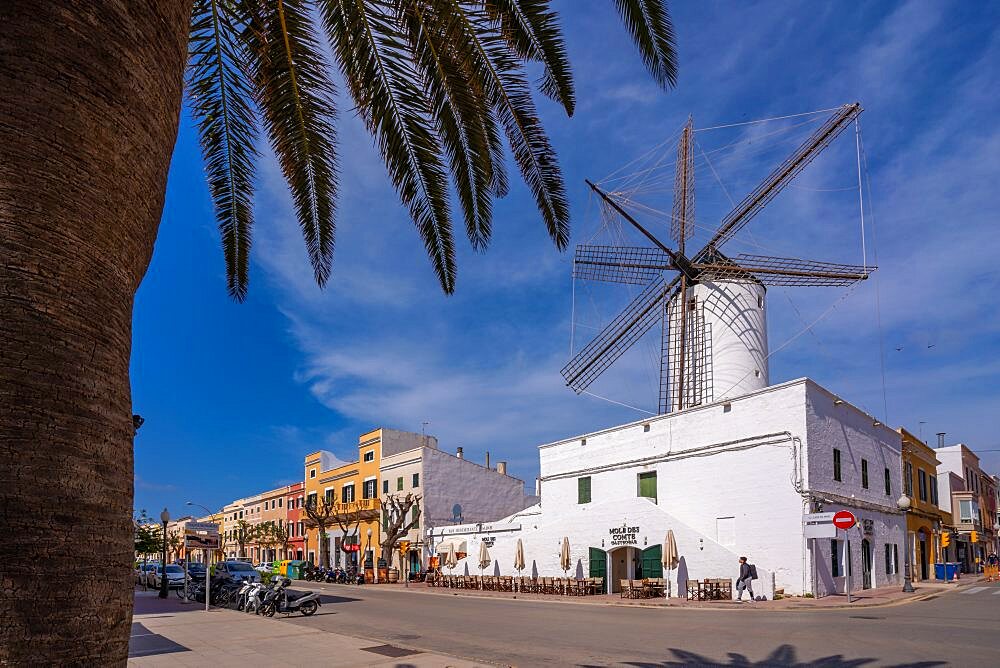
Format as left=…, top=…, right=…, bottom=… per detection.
left=832, top=510, right=857, bottom=530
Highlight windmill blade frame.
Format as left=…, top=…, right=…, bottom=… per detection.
left=695, top=254, right=874, bottom=287
left=698, top=103, right=863, bottom=256
left=562, top=274, right=678, bottom=393
left=573, top=244, right=672, bottom=285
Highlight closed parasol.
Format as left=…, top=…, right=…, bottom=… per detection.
left=662, top=530, right=678, bottom=597
left=514, top=538, right=525, bottom=573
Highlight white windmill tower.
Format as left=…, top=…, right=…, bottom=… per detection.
left=563, top=103, right=874, bottom=413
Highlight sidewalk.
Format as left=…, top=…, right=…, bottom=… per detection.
left=129, top=590, right=485, bottom=667
left=297, top=577, right=968, bottom=611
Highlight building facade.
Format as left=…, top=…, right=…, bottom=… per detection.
left=380, top=437, right=535, bottom=575
left=285, top=482, right=305, bottom=560
left=899, top=428, right=951, bottom=581
left=936, top=443, right=988, bottom=572
left=429, top=378, right=905, bottom=597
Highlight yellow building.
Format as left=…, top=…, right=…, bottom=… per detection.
left=303, top=428, right=384, bottom=568
left=900, top=428, right=952, bottom=581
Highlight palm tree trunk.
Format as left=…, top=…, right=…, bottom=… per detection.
left=0, top=1, right=190, bottom=664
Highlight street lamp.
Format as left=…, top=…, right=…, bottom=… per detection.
left=159, top=508, right=170, bottom=599
left=896, top=495, right=915, bottom=593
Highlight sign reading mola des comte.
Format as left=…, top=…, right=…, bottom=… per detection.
left=609, top=525, right=640, bottom=546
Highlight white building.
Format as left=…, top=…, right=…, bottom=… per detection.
left=381, top=438, right=535, bottom=575
left=429, top=378, right=904, bottom=597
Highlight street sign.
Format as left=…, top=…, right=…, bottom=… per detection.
left=803, top=512, right=835, bottom=523
left=184, top=522, right=220, bottom=549
left=185, top=521, right=219, bottom=534
left=832, top=510, right=857, bottom=530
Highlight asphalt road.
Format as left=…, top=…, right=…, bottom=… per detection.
left=279, top=581, right=1000, bottom=667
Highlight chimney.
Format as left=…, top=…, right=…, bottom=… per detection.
left=937, top=432, right=946, bottom=448
left=485, top=451, right=490, bottom=469
left=456, top=446, right=464, bottom=459
left=497, top=461, right=507, bottom=475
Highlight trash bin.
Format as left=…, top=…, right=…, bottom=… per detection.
left=946, top=562, right=961, bottom=581
left=278, top=560, right=291, bottom=576
left=287, top=560, right=308, bottom=580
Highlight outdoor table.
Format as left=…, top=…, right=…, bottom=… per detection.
left=643, top=580, right=665, bottom=597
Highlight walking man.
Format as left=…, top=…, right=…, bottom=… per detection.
left=736, top=556, right=755, bottom=601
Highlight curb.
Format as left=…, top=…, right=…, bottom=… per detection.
left=296, top=578, right=971, bottom=613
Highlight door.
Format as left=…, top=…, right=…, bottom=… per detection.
left=641, top=545, right=663, bottom=579
left=918, top=531, right=929, bottom=580
left=861, top=539, right=872, bottom=589
left=588, top=548, right=606, bottom=578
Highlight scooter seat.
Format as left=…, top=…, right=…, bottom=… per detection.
left=284, top=590, right=311, bottom=601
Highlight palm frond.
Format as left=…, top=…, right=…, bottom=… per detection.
left=442, top=1, right=569, bottom=249
left=399, top=1, right=498, bottom=251
left=484, top=0, right=575, bottom=116
left=242, top=0, right=339, bottom=287
left=614, top=0, right=678, bottom=89
left=187, top=0, right=259, bottom=300
left=321, top=0, right=457, bottom=292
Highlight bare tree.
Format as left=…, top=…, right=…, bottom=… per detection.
left=331, top=503, right=368, bottom=565
left=272, top=521, right=291, bottom=560
left=257, top=522, right=277, bottom=562
left=303, top=496, right=338, bottom=568
left=166, top=529, right=184, bottom=563
left=380, top=493, right=422, bottom=568
left=233, top=520, right=258, bottom=560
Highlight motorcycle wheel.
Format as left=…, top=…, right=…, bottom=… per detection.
left=263, top=604, right=276, bottom=618
left=300, top=601, right=318, bottom=616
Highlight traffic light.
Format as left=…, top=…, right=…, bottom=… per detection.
left=941, top=532, right=951, bottom=548
left=970, top=530, right=978, bottom=543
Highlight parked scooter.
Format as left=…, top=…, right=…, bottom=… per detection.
left=260, top=577, right=321, bottom=617
left=244, top=581, right=268, bottom=614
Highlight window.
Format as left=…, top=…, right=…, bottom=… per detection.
left=278, top=498, right=283, bottom=508
left=341, top=484, right=355, bottom=503
left=930, top=475, right=939, bottom=505
left=363, top=479, right=376, bottom=499
left=918, top=470, right=928, bottom=502
left=833, top=449, right=841, bottom=482
left=239, top=511, right=243, bottom=519
left=904, top=462, right=913, bottom=496
left=324, top=488, right=333, bottom=505
left=383, top=480, right=389, bottom=494
left=959, top=500, right=975, bottom=523
left=831, top=539, right=840, bottom=577
left=861, top=459, right=869, bottom=489
left=578, top=476, right=592, bottom=504
left=884, top=468, right=891, bottom=496
left=297, top=521, right=303, bottom=536
left=884, top=544, right=896, bottom=574
left=363, top=450, right=374, bottom=462
left=306, top=492, right=316, bottom=509
left=637, top=471, right=657, bottom=502
left=412, top=473, right=420, bottom=488
left=892, top=544, right=899, bottom=574
left=397, top=476, right=404, bottom=491
left=310, top=469, right=316, bottom=479
left=411, top=506, right=419, bottom=529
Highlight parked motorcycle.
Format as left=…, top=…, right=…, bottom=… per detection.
left=260, top=577, right=321, bottom=617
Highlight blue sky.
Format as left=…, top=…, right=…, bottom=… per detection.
left=133, top=1, right=1000, bottom=516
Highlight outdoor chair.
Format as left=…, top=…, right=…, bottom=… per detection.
left=540, top=577, right=555, bottom=594
left=619, top=579, right=632, bottom=598
left=498, top=576, right=514, bottom=592
left=593, top=577, right=605, bottom=595
left=518, top=576, right=536, bottom=593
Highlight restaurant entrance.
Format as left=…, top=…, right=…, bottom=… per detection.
left=609, top=546, right=640, bottom=593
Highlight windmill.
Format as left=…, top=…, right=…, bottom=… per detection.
left=562, top=103, right=874, bottom=414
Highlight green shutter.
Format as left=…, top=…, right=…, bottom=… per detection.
left=578, top=477, right=591, bottom=504
left=588, top=547, right=606, bottom=578
left=638, top=472, right=657, bottom=501
left=641, top=545, right=663, bottom=579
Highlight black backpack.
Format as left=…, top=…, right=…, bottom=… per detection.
left=748, top=563, right=758, bottom=580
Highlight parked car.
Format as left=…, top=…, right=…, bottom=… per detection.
left=186, top=563, right=207, bottom=580
left=149, top=564, right=187, bottom=589
left=214, top=560, right=261, bottom=582
left=254, top=562, right=274, bottom=573
left=135, top=562, right=158, bottom=585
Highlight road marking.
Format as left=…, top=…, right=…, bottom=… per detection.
left=962, top=586, right=988, bottom=595
left=993, top=590, right=1000, bottom=595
